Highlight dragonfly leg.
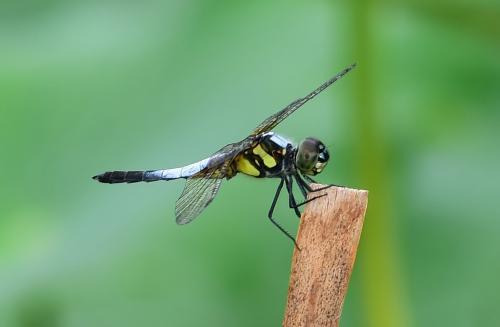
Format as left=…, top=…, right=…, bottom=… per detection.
left=303, top=175, right=318, bottom=184
left=294, top=194, right=327, bottom=208
left=285, top=176, right=302, bottom=218
left=292, top=174, right=327, bottom=208
left=301, top=173, right=344, bottom=192
left=268, top=178, right=299, bottom=249
left=296, top=173, right=315, bottom=193
left=295, top=174, right=308, bottom=199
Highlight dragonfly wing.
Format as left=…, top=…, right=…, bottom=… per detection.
left=251, top=63, right=356, bottom=136
left=174, top=137, right=257, bottom=224
left=175, top=175, right=223, bottom=225
left=175, top=157, right=233, bottom=225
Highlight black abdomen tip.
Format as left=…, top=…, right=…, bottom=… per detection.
left=92, top=171, right=144, bottom=183
left=92, top=172, right=113, bottom=183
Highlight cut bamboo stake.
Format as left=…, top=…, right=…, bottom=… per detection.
left=283, top=185, right=368, bottom=327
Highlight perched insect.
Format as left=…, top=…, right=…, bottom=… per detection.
left=93, top=63, right=356, bottom=246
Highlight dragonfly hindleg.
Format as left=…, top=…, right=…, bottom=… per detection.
left=267, top=177, right=299, bottom=248
left=284, top=176, right=301, bottom=218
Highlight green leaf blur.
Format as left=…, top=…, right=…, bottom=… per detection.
left=1, top=0, right=499, bottom=326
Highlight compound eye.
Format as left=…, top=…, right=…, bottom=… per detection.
left=316, top=142, right=329, bottom=163
left=303, top=151, right=317, bottom=162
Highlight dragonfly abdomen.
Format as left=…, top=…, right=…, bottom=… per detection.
left=92, top=170, right=179, bottom=183
left=93, top=157, right=212, bottom=184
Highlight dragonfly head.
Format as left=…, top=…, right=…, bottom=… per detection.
left=295, top=137, right=330, bottom=176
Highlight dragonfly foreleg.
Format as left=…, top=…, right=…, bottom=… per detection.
left=303, top=175, right=317, bottom=184
left=295, top=174, right=308, bottom=199
left=291, top=174, right=327, bottom=208
left=299, top=173, right=343, bottom=192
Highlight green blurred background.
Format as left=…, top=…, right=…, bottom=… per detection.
left=1, top=0, right=499, bottom=326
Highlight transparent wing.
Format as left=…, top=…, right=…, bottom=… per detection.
left=174, top=160, right=232, bottom=225
left=252, top=63, right=356, bottom=136
left=173, top=137, right=259, bottom=225
left=175, top=177, right=222, bottom=225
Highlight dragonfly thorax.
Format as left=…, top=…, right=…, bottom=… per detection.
left=295, top=137, right=329, bottom=176
left=232, top=132, right=290, bottom=178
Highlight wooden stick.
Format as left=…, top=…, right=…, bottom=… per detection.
left=283, top=185, right=368, bottom=327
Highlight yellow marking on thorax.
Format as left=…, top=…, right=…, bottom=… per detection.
left=253, top=145, right=277, bottom=168
left=234, top=155, right=260, bottom=176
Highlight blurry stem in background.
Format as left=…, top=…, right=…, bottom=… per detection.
left=346, top=0, right=412, bottom=326
left=388, top=0, right=500, bottom=41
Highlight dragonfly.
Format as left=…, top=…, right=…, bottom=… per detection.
left=93, top=63, right=356, bottom=246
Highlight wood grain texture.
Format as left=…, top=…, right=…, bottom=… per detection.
left=283, top=185, right=368, bottom=327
